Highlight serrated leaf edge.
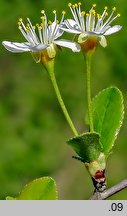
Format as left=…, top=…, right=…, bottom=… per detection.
left=17, top=177, right=58, bottom=200
left=92, top=86, right=124, bottom=155
left=67, top=132, right=100, bottom=143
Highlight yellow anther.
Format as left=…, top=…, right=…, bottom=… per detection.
left=75, top=3, right=78, bottom=7
left=19, top=18, right=23, bottom=22
left=113, top=7, right=116, bottom=11
left=86, top=13, right=89, bottom=16
left=18, top=22, right=21, bottom=26
left=53, top=10, right=56, bottom=14
left=97, top=13, right=101, bottom=19
left=41, top=19, right=45, bottom=25
left=62, top=10, right=66, bottom=15
left=93, top=4, right=96, bottom=7
left=26, top=27, right=30, bottom=32
left=26, top=23, right=30, bottom=27
left=18, top=26, right=22, bottom=29
left=78, top=2, right=82, bottom=6
left=91, top=9, right=96, bottom=15
left=68, top=3, right=72, bottom=7
left=89, top=9, right=95, bottom=15
left=105, top=12, right=108, bottom=16
left=56, top=20, right=59, bottom=24
left=117, top=13, right=121, bottom=17
left=36, top=23, right=39, bottom=27
left=81, top=11, right=85, bottom=16
left=41, top=17, right=45, bottom=25
left=104, top=6, right=108, bottom=10
left=33, top=26, right=36, bottom=29
left=38, top=26, right=42, bottom=30
left=72, top=4, right=76, bottom=8
left=41, top=10, right=45, bottom=14
left=48, top=20, right=52, bottom=25
left=41, top=16, right=45, bottom=20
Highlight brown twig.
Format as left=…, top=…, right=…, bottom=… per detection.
left=90, top=179, right=127, bottom=200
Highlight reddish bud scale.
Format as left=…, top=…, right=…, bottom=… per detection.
left=92, top=169, right=106, bottom=192
left=95, top=170, right=105, bottom=179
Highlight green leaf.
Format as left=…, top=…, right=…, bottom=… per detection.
left=90, top=87, right=124, bottom=155
left=6, top=196, right=16, bottom=200
left=6, top=177, right=58, bottom=200
left=67, top=132, right=103, bottom=163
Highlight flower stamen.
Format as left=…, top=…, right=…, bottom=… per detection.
left=62, top=3, right=122, bottom=49
left=61, top=11, right=66, bottom=23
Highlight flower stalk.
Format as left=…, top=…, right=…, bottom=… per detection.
left=86, top=52, right=94, bottom=132
left=46, top=60, right=78, bottom=136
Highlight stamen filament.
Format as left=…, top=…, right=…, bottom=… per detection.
left=100, top=9, right=115, bottom=30
left=69, top=5, right=81, bottom=29
left=38, top=27, right=43, bottom=43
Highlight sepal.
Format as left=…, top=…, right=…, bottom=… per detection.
left=67, top=133, right=106, bottom=192
left=67, top=132, right=103, bottom=163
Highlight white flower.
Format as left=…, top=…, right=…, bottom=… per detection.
left=2, top=10, right=80, bottom=59
left=60, top=3, right=122, bottom=48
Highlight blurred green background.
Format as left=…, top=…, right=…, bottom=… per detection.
left=0, top=0, right=127, bottom=200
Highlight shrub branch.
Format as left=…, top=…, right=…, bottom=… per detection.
left=90, top=179, right=127, bottom=200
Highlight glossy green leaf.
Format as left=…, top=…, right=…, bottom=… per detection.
left=6, top=177, right=58, bottom=200
left=90, top=87, right=124, bottom=155
left=67, top=132, right=103, bottom=163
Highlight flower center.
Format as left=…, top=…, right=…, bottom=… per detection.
left=80, top=35, right=98, bottom=53
left=32, top=47, right=55, bottom=65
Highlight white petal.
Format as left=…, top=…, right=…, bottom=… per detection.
left=100, top=25, right=110, bottom=34
left=64, top=19, right=78, bottom=28
left=54, top=30, right=64, bottom=40
left=60, top=27, right=81, bottom=34
left=50, top=22, right=58, bottom=32
left=54, top=28, right=64, bottom=39
left=64, top=19, right=81, bottom=31
left=60, top=19, right=81, bottom=34
left=2, top=41, right=31, bottom=53
left=54, top=39, right=81, bottom=52
left=104, top=25, right=122, bottom=36
left=31, top=43, right=48, bottom=52
left=99, top=36, right=107, bottom=48
left=49, top=22, right=64, bottom=40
